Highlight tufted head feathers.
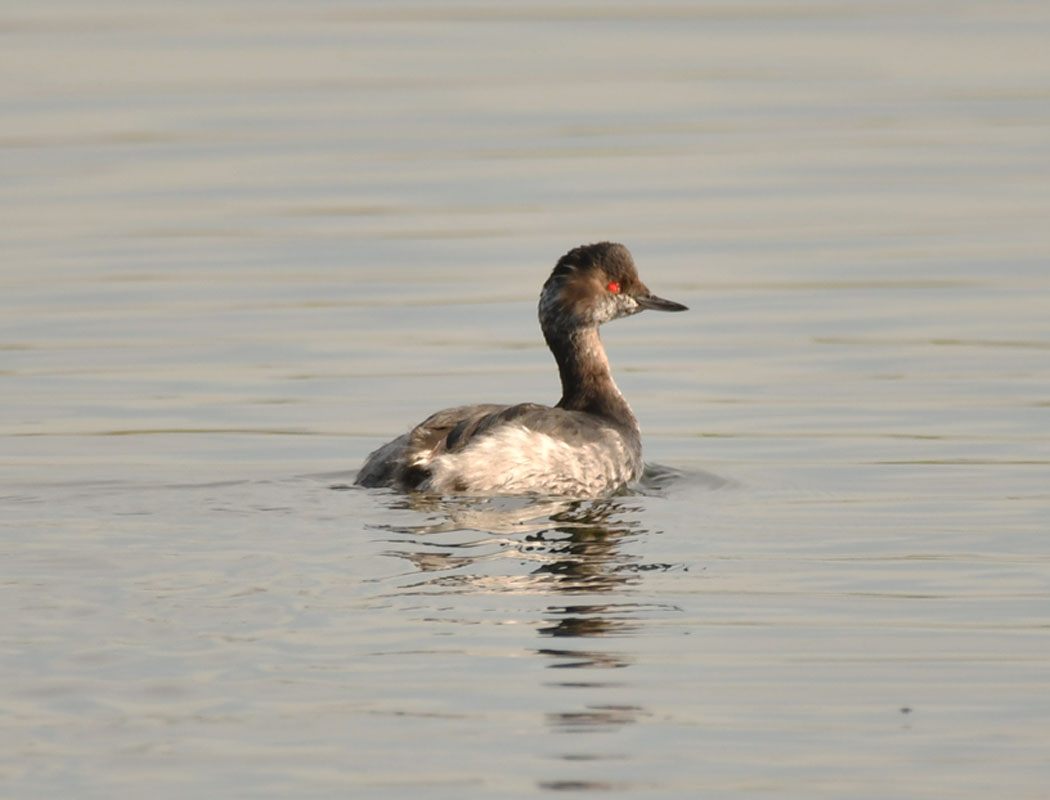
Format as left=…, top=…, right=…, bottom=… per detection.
left=539, top=242, right=686, bottom=333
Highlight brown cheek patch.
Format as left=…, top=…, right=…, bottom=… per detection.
left=560, top=274, right=604, bottom=318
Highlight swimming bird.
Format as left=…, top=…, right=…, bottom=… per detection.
left=355, top=242, right=687, bottom=497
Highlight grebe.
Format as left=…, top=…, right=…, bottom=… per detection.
left=355, top=242, right=687, bottom=497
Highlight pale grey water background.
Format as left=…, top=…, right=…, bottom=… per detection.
left=3, top=2, right=1050, bottom=797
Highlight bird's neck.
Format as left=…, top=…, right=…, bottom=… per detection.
left=546, top=324, right=638, bottom=432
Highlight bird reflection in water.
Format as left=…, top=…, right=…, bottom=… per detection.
left=371, top=493, right=673, bottom=754
left=373, top=494, right=647, bottom=596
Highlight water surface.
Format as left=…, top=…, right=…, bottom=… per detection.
left=2, top=2, right=1049, bottom=797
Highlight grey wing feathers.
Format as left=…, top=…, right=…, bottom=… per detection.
left=452, top=403, right=618, bottom=448
left=355, top=402, right=627, bottom=491
left=355, top=403, right=510, bottom=488
left=443, top=403, right=549, bottom=452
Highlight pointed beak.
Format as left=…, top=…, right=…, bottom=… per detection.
left=635, top=292, right=688, bottom=312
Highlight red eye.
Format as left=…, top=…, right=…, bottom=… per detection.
left=607, top=281, right=621, bottom=294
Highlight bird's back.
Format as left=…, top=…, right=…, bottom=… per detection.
left=355, top=402, right=641, bottom=496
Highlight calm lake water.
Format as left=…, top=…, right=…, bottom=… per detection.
left=3, top=2, right=1049, bottom=797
